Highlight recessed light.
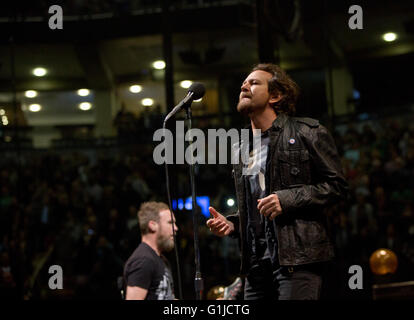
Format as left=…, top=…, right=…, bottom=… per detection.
left=33, top=67, right=47, bottom=77
left=25, top=90, right=38, bottom=98
left=0, top=109, right=5, bottom=115
left=152, top=60, right=166, bottom=70
left=129, top=85, right=142, bottom=93
left=382, top=32, right=397, bottom=42
left=79, top=102, right=92, bottom=111
left=180, top=80, right=193, bottom=89
left=29, top=104, right=42, bottom=112
left=141, top=98, right=154, bottom=106
left=227, top=198, right=235, bottom=207
left=77, top=89, right=90, bottom=96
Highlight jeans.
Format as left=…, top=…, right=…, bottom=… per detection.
left=244, top=259, right=323, bottom=300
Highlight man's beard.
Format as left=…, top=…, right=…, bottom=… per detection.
left=236, top=99, right=253, bottom=115
left=157, top=233, right=174, bottom=253
left=237, top=98, right=266, bottom=116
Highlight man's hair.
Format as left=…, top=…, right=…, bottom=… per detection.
left=138, top=201, right=170, bottom=235
left=252, top=63, right=299, bottom=115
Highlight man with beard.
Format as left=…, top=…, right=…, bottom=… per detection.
left=207, top=64, right=348, bottom=300
left=124, top=201, right=177, bottom=300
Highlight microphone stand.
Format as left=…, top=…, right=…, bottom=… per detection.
left=185, top=106, right=203, bottom=300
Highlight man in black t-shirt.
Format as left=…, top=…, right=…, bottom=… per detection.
left=123, top=201, right=177, bottom=300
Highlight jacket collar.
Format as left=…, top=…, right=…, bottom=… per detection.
left=242, top=112, right=289, bottom=131
left=271, top=112, right=289, bottom=131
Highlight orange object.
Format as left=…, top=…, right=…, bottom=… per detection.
left=369, top=248, right=398, bottom=275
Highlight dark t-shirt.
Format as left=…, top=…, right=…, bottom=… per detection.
left=123, top=242, right=174, bottom=300
left=244, top=131, right=274, bottom=264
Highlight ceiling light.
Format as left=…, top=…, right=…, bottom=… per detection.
left=0, top=109, right=5, bottom=115
left=33, top=67, right=47, bottom=77
left=129, top=85, right=142, bottom=93
left=180, top=80, right=192, bottom=89
left=141, top=98, right=154, bottom=106
left=382, top=32, right=397, bottom=42
left=227, top=198, right=235, bottom=207
left=79, top=102, right=92, bottom=111
left=77, top=89, right=90, bottom=96
left=194, top=98, right=202, bottom=102
left=29, top=104, right=42, bottom=112
left=152, top=60, right=166, bottom=70
left=25, top=90, right=38, bottom=98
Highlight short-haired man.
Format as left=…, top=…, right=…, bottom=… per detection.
left=207, top=64, right=348, bottom=300
left=124, top=201, right=178, bottom=300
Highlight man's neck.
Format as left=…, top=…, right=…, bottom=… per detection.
left=142, top=237, right=160, bottom=256
left=250, top=107, right=277, bottom=132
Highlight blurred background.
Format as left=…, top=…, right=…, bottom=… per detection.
left=0, top=0, right=413, bottom=300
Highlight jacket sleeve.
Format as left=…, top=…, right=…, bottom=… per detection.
left=274, top=124, right=348, bottom=213
left=226, top=211, right=240, bottom=239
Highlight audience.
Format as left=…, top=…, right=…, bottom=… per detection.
left=1, top=113, right=414, bottom=300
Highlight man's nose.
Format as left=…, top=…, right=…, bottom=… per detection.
left=240, top=82, right=249, bottom=91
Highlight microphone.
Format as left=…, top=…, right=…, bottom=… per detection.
left=164, top=82, right=205, bottom=123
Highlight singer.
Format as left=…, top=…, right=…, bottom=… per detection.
left=207, top=63, right=348, bottom=300
left=123, top=202, right=178, bottom=300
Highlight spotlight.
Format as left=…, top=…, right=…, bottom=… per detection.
left=382, top=32, right=397, bottom=42
left=29, top=104, right=42, bottom=112
left=129, top=85, right=142, bottom=93
left=77, top=89, right=90, bottom=96
left=25, top=90, right=38, bottom=98
left=227, top=198, right=235, bottom=207
left=141, top=98, right=154, bottom=106
left=33, top=67, right=47, bottom=77
left=152, top=60, right=166, bottom=70
left=79, top=102, right=92, bottom=111
left=180, top=80, right=193, bottom=89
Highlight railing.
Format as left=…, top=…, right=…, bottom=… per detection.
left=0, top=0, right=253, bottom=21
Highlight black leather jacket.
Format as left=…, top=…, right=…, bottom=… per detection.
left=227, top=113, right=348, bottom=274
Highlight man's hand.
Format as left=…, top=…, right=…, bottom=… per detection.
left=257, top=194, right=283, bottom=220
left=206, top=207, right=234, bottom=237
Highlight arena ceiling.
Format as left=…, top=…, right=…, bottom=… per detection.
left=0, top=0, right=413, bottom=127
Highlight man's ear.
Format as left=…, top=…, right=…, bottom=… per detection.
left=148, top=221, right=158, bottom=233
left=269, top=94, right=282, bottom=105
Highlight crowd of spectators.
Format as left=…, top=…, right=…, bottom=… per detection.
left=1, top=112, right=414, bottom=300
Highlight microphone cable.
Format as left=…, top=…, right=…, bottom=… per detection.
left=163, top=120, right=183, bottom=300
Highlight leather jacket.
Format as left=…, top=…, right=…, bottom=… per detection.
left=227, top=113, right=348, bottom=274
